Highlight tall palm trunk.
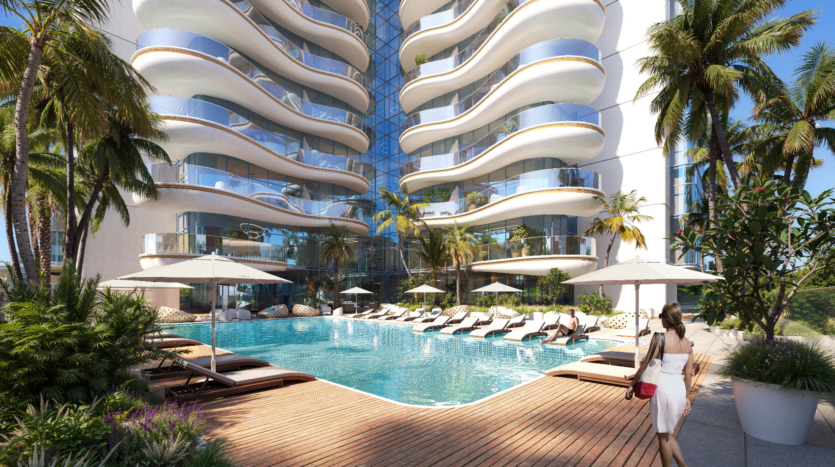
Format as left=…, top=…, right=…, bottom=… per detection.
left=76, top=225, right=89, bottom=279
left=333, top=259, right=340, bottom=308
left=64, top=121, right=76, bottom=263
left=600, top=233, right=616, bottom=296
left=790, top=152, right=813, bottom=193
left=11, top=39, right=46, bottom=285
left=37, top=193, right=52, bottom=289
left=782, top=153, right=796, bottom=186
left=72, top=177, right=104, bottom=262
left=705, top=90, right=742, bottom=189
left=398, top=233, right=411, bottom=276
left=708, top=132, right=722, bottom=273
left=455, top=260, right=461, bottom=305
left=5, top=187, right=22, bottom=279
left=28, top=200, right=39, bottom=269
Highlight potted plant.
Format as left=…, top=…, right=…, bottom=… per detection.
left=719, top=337, right=835, bottom=445
left=466, top=191, right=485, bottom=211
left=437, top=187, right=450, bottom=202
left=415, top=54, right=428, bottom=67
left=509, top=224, right=534, bottom=256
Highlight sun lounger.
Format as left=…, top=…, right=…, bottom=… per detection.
left=147, top=331, right=182, bottom=339
left=396, top=311, right=424, bottom=322
left=581, top=351, right=702, bottom=374
left=439, top=317, right=480, bottom=335
left=378, top=309, right=407, bottom=320
left=617, top=318, right=650, bottom=337
left=446, top=311, right=470, bottom=325
left=351, top=309, right=374, bottom=319
left=542, top=314, right=560, bottom=331
left=507, top=314, right=526, bottom=328
left=542, top=324, right=588, bottom=345
left=363, top=309, right=386, bottom=319
left=504, top=321, right=546, bottom=341
left=147, top=338, right=203, bottom=348
left=544, top=362, right=637, bottom=386
left=412, top=316, right=450, bottom=332
left=468, top=319, right=511, bottom=338
left=166, top=358, right=316, bottom=402
left=581, top=316, right=601, bottom=333
left=472, top=312, right=494, bottom=325
left=148, top=353, right=271, bottom=381
left=413, top=310, right=442, bottom=323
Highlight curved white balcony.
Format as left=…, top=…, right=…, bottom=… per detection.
left=141, top=233, right=288, bottom=272
left=471, top=236, right=597, bottom=276
left=399, top=0, right=606, bottom=113
left=248, top=0, right=369, bottom=71
left=400, top=104, right=604, bottom=192
left=419, top=168, right=603, bottom=229
left=132, top=0, right=369, bottom=111
left=135, top=163, right=370, bottom=234
left=400, top=40, right=604, bottom=151
left=399, top=0, right=450, bottom=31
left=135, top=30, right=370, bottom=153
left=400, top=0, right=507, bottom=73
left=319, top=0, right=369, bottom=29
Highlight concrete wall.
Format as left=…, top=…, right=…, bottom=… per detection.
left=574, top=0, right=677, bottom=315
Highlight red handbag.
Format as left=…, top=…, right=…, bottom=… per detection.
left=634, top=333, right=665, bottom=400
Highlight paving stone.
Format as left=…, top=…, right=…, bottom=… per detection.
left=746, top=433, right=835, bottom=467
left=675, top=420, right=744, bottom=467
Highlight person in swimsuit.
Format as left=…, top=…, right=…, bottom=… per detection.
left=541, top=309, right=579, bottom=343
left=625, top=303, right=694, bottom=467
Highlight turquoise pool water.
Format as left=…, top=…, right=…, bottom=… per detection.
left=166, top=318, right=620, bottom=406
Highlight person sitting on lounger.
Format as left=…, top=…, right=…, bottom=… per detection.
left=542, top=309, right=579, bottom=343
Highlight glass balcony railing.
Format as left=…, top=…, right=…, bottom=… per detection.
left=404, top=0, right=530, bottom=85
left=137, top=29, right=370, bottom=138
left=149, top=96, right=373, bottom=181
left=401, top=0, right=477, bottom=43
left=402, top=40, right=600, bottom=130
left=400, top=104, right=600, bottom=177
left=144, top=233, right=287, bottom=263
left=474, top=235, right=596, bottom=261
left=417, top=167, right=601, bottom=219
left=285, top=0, right=366, bottom=44
left=147, top=162, right=368, bottom=223
left=228, top=0, right=366, bottom=87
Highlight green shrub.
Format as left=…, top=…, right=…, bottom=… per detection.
left=414, top=54, right=428, bottom=66
left=577, top=292, right=613, bottom=315
left=719, top=337, right=835, bottom=393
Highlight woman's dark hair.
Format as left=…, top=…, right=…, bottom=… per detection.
left=661, top=302, right=686, bottom=339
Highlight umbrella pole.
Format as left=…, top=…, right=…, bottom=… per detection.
left=634, top=283, right=640, bottom=368
left=211, top=280, right=217, bottom=372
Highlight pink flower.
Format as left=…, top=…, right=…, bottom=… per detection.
left=677, top=229, right=683, bottom=234
left=755, top=188, right=766, bottom=192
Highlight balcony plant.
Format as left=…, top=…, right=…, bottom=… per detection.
left=509, top=224, right=534, bottom=256
left=466, top=191, right=485, bottom=211
left=415, top=54, right=428, bottom=67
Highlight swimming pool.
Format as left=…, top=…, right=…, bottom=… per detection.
left=166, top=318, right=620, bottom=406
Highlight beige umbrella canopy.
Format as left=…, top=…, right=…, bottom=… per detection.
left=340, top=286, right=374, bottom=308
left=120, top=252, right=291, bottom=371
left=564, top=256, right=719, bottom=367
left=472, top=282, right=523, bottom=308
left=97, top=280, right=193, bottom=293
left=405, top=284, right=445, bottom=310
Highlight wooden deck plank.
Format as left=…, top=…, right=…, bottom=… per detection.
left=146, top=346, right=713, bottom=467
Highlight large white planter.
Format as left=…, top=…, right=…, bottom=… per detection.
left=731, top=377, right=819, bottom=445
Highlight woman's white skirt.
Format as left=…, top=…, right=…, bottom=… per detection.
left=650, top=373, right=687, bottom=433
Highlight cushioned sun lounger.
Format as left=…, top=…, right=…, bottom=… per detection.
left=544, top=362, right=638, bottom=386
left=617, top=318, right=650, bottom=337
left=149, top=353, right=271, bottom=381
left=351, top=310, right=374, bottom=319
left=439, top=317, right=480, bottom=335
left=474, top=312, right=494, bottom=325
left=396, top=311, right=424, bottom=322
left=542, top=314, right=560, bottom=331
left=580, top=351, right=702, bottom=374
left=412, top=315, right=450, bottom=332
left=413, top=310, right=442, bottom=323
left=378, top=309, right=407, bottom=320
left=147, top=338, right=203, bottom=348
left=542, top=324, right=588, bottom=345
left=504, top=320, right=546, bottom=341
left=506, top=314, right=526, bottom=328
left=469, top=319, right=511, bottom=338
left=363, top=309, right=387, bottom=319
left=166, top=358, right=316, bottom=403
left=446, top=311, right=470, bottom=325
left=147, top=331, right=183, bottom=339
left=581, top=316, right=601, bottom=333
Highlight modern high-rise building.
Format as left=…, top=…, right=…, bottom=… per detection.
left=83, top=0, right=681, bottom=314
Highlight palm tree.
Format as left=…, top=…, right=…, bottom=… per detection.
left=416, top=228, right=450, bottom=283
left=635, top=0, right=816, bottom=192
left=372, top=187, right=428, bottom=276
left=746, top=42, right=835, bottom=192
left=444, top=222, right=476, bottom=305
left=321, top=223, right=354, bottom=308
left=583, top=190, right=654, bottom=296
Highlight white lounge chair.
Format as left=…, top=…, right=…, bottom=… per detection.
left=617, top=318, right=650, bottom=337
left=413, top=309, right=442, bottom=323
left=530, top=312, right=544, bottom=321
left=351, top=309, right=374, bottom=319
left=543, top=323, right=588, bottom=345
left=363, top=309, right=387, bottom=319
left=581, top=315, right=601, bottom=333
left=396, top=310, right=424, bottom=322
left=236, top=309, right=251, bottom=320
left=504, top=321, right=546, bottom=341
left=446, top=311, right=470, bottom=325
left=439, top=317, right=480, bottom=335
left=469, top=319, right=511, bottom=338
left=542, top=313, right=560, bottom=330
left=473, top=312, right=494, bottom=325
left=378, top=309, right=407, bottom=320
left=507, top=314, right=526, bottom=328
left=412, top=316, right=450, bottom=332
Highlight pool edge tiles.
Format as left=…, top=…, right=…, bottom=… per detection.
left=165, top=317, right=622, bottom=407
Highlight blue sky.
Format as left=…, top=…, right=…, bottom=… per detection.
left=0, top=1, right=833, bottom=263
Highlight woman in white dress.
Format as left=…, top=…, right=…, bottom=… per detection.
left=625, top=303, right=693, bottom=467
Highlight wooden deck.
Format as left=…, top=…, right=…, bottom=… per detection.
left=151, top=347, right=712, bottom=467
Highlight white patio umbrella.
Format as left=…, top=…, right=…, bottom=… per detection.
left=472, top=282, right=523, bottom=308
left=405, top=284, right=445, bottom=310
left=564, top=256, right=719, bottom=367
left=119, top=252, right=291, bottom=371
left=97, top=279, right=193, bottom=294
left=340, top=286, right=374, bottom=311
